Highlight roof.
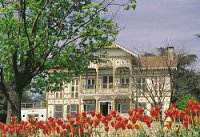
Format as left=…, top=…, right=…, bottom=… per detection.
left=139, top=56, right=177, bottom=68
left=105, top=43, right=139, bottom=57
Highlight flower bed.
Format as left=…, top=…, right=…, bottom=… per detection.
left=0, top=100, right=200, bottom=137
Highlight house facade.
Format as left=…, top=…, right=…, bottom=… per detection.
left=47, top=43, right=176, bottom=119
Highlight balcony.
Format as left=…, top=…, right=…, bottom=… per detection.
left=21, top=102, right=46, bottom=109
left=81, top=67, right=131, bottom=95
left=82, top=84, right=96, bottom=94
left=81, top=82, right=131, bottom=96
left=84, top=84, right=96, bottom=89
left=117, top=84, right=129, bottom=88
left=102, top=83, right=113, bottom=89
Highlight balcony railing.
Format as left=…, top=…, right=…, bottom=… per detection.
left=84, top=84, right=96, bottom=89
left=102, top=83, right=113, bottom=89
left=117, top=84, right=129, bottom=88
left=21, top=102, right=46, bottom=109
left=83, top=83, right=130, bottom=90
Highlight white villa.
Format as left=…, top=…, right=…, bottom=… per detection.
left=46, top=43, right=177, bottom=120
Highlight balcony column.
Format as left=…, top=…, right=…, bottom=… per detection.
left=112, top=67, right=116, bottom=91
left=95, top=65, right=99, bottom=91
left=129, top=67, right=133, bottom=90
left=95, top=97, right=99, bottom=113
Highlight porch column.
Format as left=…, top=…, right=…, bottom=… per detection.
left=79, top=98, right=83, bottom=112
left=112, top=97, right=115, bottom=111
left=62, top=88, right=64, bottom=118
left=129, top=67, right=133, bottom=90
left=95, top=97, right=99, bottom=112
left=78, top=76, right=82, bottom=112
left=96, top=65, right=99, bottom=91
left=46, top=93, right=49, bottom=118
left=112, top=67, right=116, bottom=91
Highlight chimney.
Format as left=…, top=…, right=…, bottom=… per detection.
left=166, top=47, right=175, bottom=61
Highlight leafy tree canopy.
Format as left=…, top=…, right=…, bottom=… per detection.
left=0, top=0, right=136, bottom=121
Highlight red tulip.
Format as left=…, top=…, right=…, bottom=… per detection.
left=130, top=115, right=137, bottom=124
left=127, top=124, right=133, bottom=129
left=96, top=113, right=102, bottom=120
left=104, top=126, right=109, bottom=132
left=182, top=114, right=190, bottom=128
left=150, top=105, right=160, bottom=120
left=111, top=111, right=117, bottom=117
left=93, top=119, right=100, bottom=127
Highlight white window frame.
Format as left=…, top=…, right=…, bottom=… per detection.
left=54, top=104, right=63, bottom=118
left=84, top=103, right=96, bottom=112
left=70, top=104, right=77, bottom=116
left=117, top=103, right=129, bottom=113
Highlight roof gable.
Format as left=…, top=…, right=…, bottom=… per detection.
left=104, top=43, right=139, bottom=57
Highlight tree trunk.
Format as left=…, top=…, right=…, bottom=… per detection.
left=159, top=103, right=165, bottom=130
left=6, top=90, right=22, bottom=123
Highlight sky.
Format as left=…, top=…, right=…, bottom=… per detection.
left=114, top=0, right=200, bottom=67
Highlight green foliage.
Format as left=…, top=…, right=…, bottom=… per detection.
left=0, top=0, right=123, bottom=92
left=0, top=0, right=136, bottom=119
left=171, top=52, right=200, bottom=103
left=125, top=0, right=137, bottom=10
left=176, top=95, right=198, bottom=110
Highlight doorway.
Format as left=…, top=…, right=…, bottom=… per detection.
left=100, top=101, right=112, bottom=115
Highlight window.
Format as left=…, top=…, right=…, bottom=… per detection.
left=117, top=103, right=129, bottom=113
left=70, top=104, right=78, bottom=116
left=56, top=92, right=59, bottom=99
left=136, top=78, right=146, bottom=96
left=137, top=78, right=146, bottom=90
left=60, top=92, right=63, bottom=99
left=84, top=103, right=96, bottom=112
left=103, top=76, right=107, bottom=88
left=75, top=92, right=78, bottom=98
left=103, top=76, right=113, bottom=88
left=28, top=114, right=39, bottom=119
left=120, top=77, right=129, bottom=88
left=54, top=104, right=63, bottom=118
left=71, top=80, right=79, bottom=98
left=55, top=92, right=62, bottom=99
left=118, top=68, right=130, bottom=88
left=109, top=76, right=113, bottom=88
left=86, top=79, right=95, bottom=89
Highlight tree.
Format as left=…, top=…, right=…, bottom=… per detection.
left=158, top=47, right=200, bottom=106
left=173, top=53, right=200, bottom=102
left=0, top=0, right=136, bottom=122
left=131, top=55, right=175, bottom=128
left=157, top=46, right=200, bottom=102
